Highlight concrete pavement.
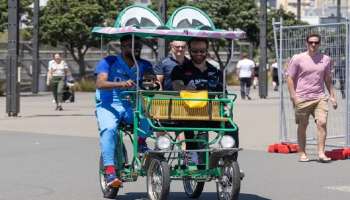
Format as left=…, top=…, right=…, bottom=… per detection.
left=0, top=87, right=280, bottom=151
left=1, top=88, right=350, bottom=200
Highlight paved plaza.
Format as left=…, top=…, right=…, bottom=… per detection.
left=0, top=87, right=349, bottom=200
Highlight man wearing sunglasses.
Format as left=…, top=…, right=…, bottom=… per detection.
left=94, top=35, right=153, bottom=188
left=154, top=40, right=189, bottom=90
left=171, top=37, right=239, bottom=164
left=287, top=33, right=337, bottom=163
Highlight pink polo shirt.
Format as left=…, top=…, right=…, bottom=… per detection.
left=287, top=52, right=331, bottom=100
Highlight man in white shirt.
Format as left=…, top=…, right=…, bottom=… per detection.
left=236, top=52, right=255, bottom=100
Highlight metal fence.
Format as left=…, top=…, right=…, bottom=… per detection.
left=273, top=19, right=350, bottom=147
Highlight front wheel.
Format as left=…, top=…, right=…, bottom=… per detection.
left=216, top=161, right=241, bottom=200
left=99, top=155, right=119, bottom=199
left=147, top=159, right=170, bottom=200
left=183, top=178, right=205, bottom=198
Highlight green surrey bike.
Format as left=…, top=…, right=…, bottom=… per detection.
left=92, top=5, right=246, bottom=200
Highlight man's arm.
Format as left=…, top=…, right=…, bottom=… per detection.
left=156, top=75, right=164, bottom=90
left=324, top=68, right=337, bottom=109
left=286, top=76, right=296, bottom=107
left=96, top=73, right=134, bottom=89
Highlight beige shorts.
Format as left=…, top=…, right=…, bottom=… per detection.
left=295, top=97, right=329, bottom=124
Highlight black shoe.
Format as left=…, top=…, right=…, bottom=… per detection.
left=56, top=105, right=63, bottom=111
left=247, top=95, right=252, bottom=100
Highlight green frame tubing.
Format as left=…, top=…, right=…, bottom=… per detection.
left=114, top=90, right=239, bottom=182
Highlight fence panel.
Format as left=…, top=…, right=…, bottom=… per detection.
left=273, top=21, right=350, bottom=147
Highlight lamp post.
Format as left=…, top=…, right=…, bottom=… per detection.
left=7, top=0, right=20, bottom=116
left=297, top=0, right=301, bottom=21
left=157, top=0, right=168, bottom=61
left=32, top=0, right=40, bottom=93
left=259, top=0, right=268, bottom=98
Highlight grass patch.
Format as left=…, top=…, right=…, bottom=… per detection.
left=74, top=78, right=96, bottom=92
left=0, top=80, right=5, bottom=96
left=0, top=32, right=7, bottom=42
left=226, top=72, right=240, bottom=86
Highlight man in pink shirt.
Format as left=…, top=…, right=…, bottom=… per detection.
left=287, top=33, right=337, bottom=163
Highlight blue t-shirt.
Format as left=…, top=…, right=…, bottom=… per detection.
left=95, top=54, right=153, bottom=104
left=154, top=55, right=189, bottom=90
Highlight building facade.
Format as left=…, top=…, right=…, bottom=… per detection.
left=276, top=0, right=350, bottom=24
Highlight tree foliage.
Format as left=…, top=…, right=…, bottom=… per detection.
left=267, top=7, right=308, bottom=52
left=197, top=0, right=259, bottom=46
left=40, top=0, right=131, bottom=76
left=149, top=0, right=188, bottom=20
left=0, top=0, right=34, bottom=32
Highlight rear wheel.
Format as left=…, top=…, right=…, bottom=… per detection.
left=99, top=155, right=119, bottom=199
left=183, top=178, right=205, bottom=198
left=147, top=159, right=170, bottom=200
left=216, top=161, right=241, bottom=200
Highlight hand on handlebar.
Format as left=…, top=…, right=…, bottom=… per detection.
left=120, top=80, right=135, bottom=88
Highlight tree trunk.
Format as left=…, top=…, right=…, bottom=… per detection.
left=66, top=45, right=88, bottom=78
left=78, top=56, right=86, bottom=77
left=77, top=49, right=86, bottom=77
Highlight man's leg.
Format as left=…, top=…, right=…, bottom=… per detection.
left=295, top=100, right=313, bottom=161
left=50, top=77, right=59, bottom=107
left=96, top=104, right=123, bottom=187
left=245, top=78, right=252, bottom=99
left=57, top=79, right=65, bottom=105
left=314, top=98, right=329, bottom=160
left=239, top=78, right=245, bottom=99
left=297, top=122, right=308, bottom=159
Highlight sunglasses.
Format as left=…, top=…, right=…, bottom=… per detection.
left=307, top=41, right=320, bottom=45
left=190, top=49, right=207, bottom=55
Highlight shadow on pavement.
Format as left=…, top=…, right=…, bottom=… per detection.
left=21, top=114, right=94, bottom=118
left=116, top=192, right=271, bottom=200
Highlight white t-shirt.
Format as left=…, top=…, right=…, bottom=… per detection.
left=236, top=58, right=255, bottom=78
left=271, top=62, right=278, bottom=69
left=48, top=60, right=68, bottom=77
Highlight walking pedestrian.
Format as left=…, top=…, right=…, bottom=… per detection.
left=286, top=33, right=337, bottom=163
left=236, top=52, right=255, bottom=100
left=47, top=53, right=70, bottom=111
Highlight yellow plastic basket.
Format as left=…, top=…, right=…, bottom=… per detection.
left=144, top=98, right=227, bottom=121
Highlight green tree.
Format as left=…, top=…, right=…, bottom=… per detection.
left=194, top=0, right=258, bottom=69
left=40, top=0, right=131, bottom=76
left=197, top=0, right=259, bottom=46
left=0, top=0, right=34, bottom=32
left=149, top=0, right=188, bottom=20
left=267, top=7, right=308, bottom=52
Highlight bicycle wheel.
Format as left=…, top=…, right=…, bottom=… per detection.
left=183, top=178, right=205, bottom=198
left=99, top=155, right=119, bottom=199
left=147, top=159, right=170, bottom=200
left=216, top=161, right=241, bottom=200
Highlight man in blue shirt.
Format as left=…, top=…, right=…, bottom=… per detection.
left=154, top=41, right=188, bottom=90
left=95, top=35, right=153, bottom=188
